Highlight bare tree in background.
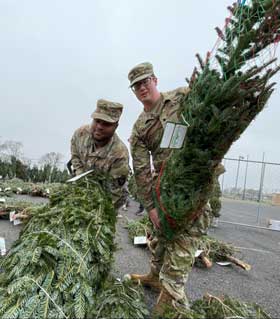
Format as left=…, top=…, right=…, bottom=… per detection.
left=0, top=140, right=23, bottom=161
left=39, top=152, right=64, bottom=182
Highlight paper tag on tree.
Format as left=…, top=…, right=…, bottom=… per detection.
left=14, top=219, right=22, bottom=226
left=160, top=122, right=188, bottom=149
left=9, top=211, right=16, bottom=222
left=67, top=169, right=94, bottom=183
left=134, top=236, right=147, bottom=245
left=0, top=237, right=6, bottom=256
left=216, top=261, right=231, bottom=266
left=195, top=249, right=204, bottom=258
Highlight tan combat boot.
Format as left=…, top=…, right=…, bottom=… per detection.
left=128, top=271, right=162, bottom=291
left=152, top=288, right=191, bottom=319
left=152, top=288, right=175, bottom=318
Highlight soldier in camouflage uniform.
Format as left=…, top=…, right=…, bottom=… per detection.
left=127, top=62, right=214, bottom=316
left=209, top=163, right=225, bottom=226
left=71, top=99, right=129, bottom=209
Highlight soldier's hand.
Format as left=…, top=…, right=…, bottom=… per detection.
left=149, top=208, right=161, bottom=229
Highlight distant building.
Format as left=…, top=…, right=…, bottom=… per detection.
left=272, top=193, right=280, bottom=206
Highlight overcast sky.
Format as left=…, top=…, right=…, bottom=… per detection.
left=0, top=0, right=279, bottom=166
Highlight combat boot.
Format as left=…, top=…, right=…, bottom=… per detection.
left=128, top=271, right=162, bottom=291
left=152, top=288, right=191, bottom=319
left=152, top=288, right=175, bottom=318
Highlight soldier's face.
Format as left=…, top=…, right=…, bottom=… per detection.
left=91, top=119, right=118, bottom=141
left=133, top=76, right=159, bottom=104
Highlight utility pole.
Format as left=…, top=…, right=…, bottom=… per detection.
left=257, top=152, right=266, bottom=225
left=258, top=153, right=266, bottom=203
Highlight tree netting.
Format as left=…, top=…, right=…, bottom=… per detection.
left=155, top=0, right=280, bottom=239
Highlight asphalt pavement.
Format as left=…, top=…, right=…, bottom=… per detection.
left=1, top=196, right=280, bottom=317
left=114, top=198, right=280, bottom=317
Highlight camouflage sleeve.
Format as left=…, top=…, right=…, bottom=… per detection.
left=166, top=86, right=190, bottom=100
left=70, top=131, right=85, bottom=176
left=110, top=152, right=130, bottom=209
left=130, top=127, right=154, bottom=212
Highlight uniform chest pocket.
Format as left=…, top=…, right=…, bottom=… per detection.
left=138, top=117, right=158, bottom=138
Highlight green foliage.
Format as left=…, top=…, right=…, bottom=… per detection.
left=0, top=197, right=44, bottom=221
left=190, top=294, right=271, bottom=319
left=156, top=0, right=280, bottom=238
left=0, top=158, right=69, bottom=183
left=160, top=294, right=271, bottom=319
left=0, top=173, right=116, bottom=318
left=197, top=235, right=236, bottom=262
left=0, top=178, right=65, bottom=198
left=125, top=215, right=153, bottom=241
left=91, top=277, right=149, bottom=319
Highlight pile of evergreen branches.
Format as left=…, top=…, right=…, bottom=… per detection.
left=0, top=198, right=43, bottom=219
left=196, top=236, right=251, bottom=270
left=90, top=277, right=149, bottom=319
left=0, top=178, right=62, bottom=197
left=156, top=0, right=280, bottom=237
left=125, top=215, right=152, bottom=242
left=125, top=216, right=250, bottom=270
left=157, top=294, right=271, bottom=318
left=0, top=175, right=116, bottom=318
left=190, top=294, right=271, bottom=319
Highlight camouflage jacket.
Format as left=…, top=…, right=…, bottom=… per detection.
left=130, top=87, right=189, bottom=211
left=71, top=124, right=129, bottom=209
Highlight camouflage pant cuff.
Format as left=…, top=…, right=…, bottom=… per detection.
left=160, top=279, right=189, bottom=306
left=150, top=263, right=161, bottom=276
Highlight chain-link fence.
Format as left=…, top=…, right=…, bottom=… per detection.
left=219, top=157, right=280, bottom=228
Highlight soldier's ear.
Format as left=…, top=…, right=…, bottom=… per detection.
left=153, top=76, right=158, bottom=86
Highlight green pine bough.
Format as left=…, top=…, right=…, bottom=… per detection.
left=196, top=236, right=251, bottom=270
left=161, top=294, right=271, bottom=318
left=0, top=199, right=43, bottom=219
left=0, top=178, right=63, bottom=197
left=0, top=174, right=144, bottom=318
left=125, top=215, right=152, bottom=241
left=90, top=276, right=149, bottom=319
left=157, top=0, right=280, bottom=237
left=190, top=294, right=271, bottom=319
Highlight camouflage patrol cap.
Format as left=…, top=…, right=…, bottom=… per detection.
left=128, top=62, right=154, bottom=87
left=91, top=99, right=123, bottom=123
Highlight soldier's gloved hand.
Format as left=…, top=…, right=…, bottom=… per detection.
left=149, top=208, right=161, bottom=229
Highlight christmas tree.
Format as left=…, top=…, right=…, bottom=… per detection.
left=156, top=0, right=280, bottom=238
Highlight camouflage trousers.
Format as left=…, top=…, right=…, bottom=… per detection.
left=150, top=232, right=200, bottom=308
left=149, top=207, right=211, bottom=308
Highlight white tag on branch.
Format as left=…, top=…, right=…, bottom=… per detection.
left=195, top=249, right=204, bottom=258
left=67, top=169, right=94, bottom=183
left=267, top=219, right=280, bottom=231
left=13, top=219, right=22, bottom=226
left=0, top=237, right=6, bottom=256
left=216, top=261, right=232, bottom=266
left=17, top=187, right=23, bottom=193
left=134, top=236, right=147, bottom=245
left=9, top=211, right=16, bottom=222
left=160, top=122, right=188, bottom=149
